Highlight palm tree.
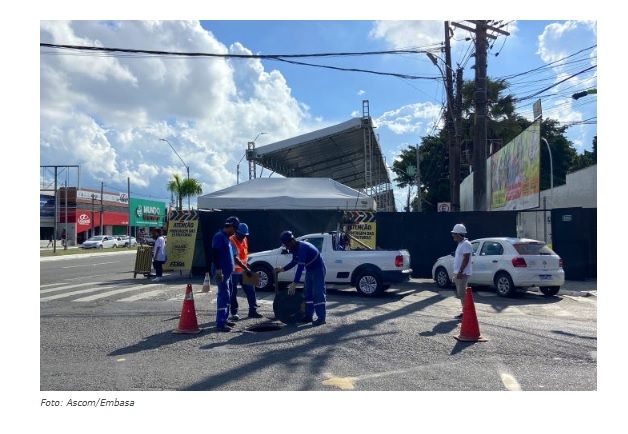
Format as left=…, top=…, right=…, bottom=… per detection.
left=167, top=174, right=203, bottom=210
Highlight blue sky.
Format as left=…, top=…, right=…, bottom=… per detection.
left=39, top=18, right=597, bottom=210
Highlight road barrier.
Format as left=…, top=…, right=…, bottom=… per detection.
left=133, top=245, right=153, bottom=278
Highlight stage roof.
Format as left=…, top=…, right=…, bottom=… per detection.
left=248, top=117, right=391, bottom=192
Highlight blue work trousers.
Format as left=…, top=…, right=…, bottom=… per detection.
left=231, top=273, right=259, bottom=315
left=215, top=274, right=233, bottom=326
left=304, top=264, right=326, bottom=321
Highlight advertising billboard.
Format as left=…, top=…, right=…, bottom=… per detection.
left=490, top=119, right=541, bottom=211
left=129, top=198, right=166, bottom=227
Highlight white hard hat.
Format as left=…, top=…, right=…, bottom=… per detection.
left=451, top=223, right=467, bottom=234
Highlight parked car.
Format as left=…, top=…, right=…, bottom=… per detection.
left=247, top=231, right=412, bottom=297
left=81, top=235, right=119, bottom=249
left=431, top=237, right=565, bottom=297
left=117, top=235, right=137, bottom=247
left=140, top=236, right=156, bottom=247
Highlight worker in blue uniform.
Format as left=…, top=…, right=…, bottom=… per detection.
left=275, top=230, right=327, bottom=326
left=211, top=216, right=241, bottom=332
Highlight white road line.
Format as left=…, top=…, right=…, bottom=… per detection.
left=40, top=282, right=103, bottom=294
left=118, top=288, right=173, bottom=302
left=73, top=285, right=151, bottom=302
left=39, top=282, right=68, bottom=289
left=41, top=286, right=114, bottom=302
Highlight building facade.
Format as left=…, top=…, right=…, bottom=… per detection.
left=40, top=187, right=167, bottom=246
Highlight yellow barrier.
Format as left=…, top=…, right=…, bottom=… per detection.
left=134, top=246, right=153, bottom=278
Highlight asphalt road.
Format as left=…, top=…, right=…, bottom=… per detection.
left=40, top=250, right=597, bottom=393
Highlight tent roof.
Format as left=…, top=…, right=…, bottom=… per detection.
left=198, top=177, right=376, bottom=211
left=249, top=117, right=391, bottom=191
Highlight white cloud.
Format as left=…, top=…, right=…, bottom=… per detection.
left=40, top=20, right=314, bottom=203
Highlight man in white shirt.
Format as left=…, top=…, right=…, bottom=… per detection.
left=151, top=228, right=166, bottom=282
left=451, top=224, right=472, bottom=319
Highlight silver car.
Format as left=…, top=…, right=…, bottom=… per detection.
left=81, top=235, right=119, bottom=249
left=431, top=237, right=565, bottom=297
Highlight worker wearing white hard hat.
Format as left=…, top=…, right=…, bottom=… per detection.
left=451, top=223, right=473, bottom=319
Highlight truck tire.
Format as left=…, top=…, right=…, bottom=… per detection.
left=355, top=270, right=383, bottom=297
left=250, top=264, right=274, bottom=291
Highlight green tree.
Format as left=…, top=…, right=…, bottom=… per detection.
left=167, top=174, right=203, bottom=211
left=570, top=135, right=597, bottom=172
left=393, top=76, right=591, bottom=210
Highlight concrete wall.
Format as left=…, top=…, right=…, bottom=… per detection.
left=518, top=164, right=597, bottom=244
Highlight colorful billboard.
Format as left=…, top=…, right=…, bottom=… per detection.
left=129, top=198, right=166, bottom=227
left=490, top=119, right=541, bottom=211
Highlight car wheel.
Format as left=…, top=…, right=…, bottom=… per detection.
left=98, top=245, right=103, bottom=249
left=250, top=264, right=273, bottom=291
left=355, top=270, right=383, bottom=297
left=494, top=272, right=516, bottom=297
left=434, top=266, right=452, bottom=289
left=540, top=286, right=560, bottom=296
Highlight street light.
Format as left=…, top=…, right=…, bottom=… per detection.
left=160, top=138, right=190, bottom=210
left=238, top=132, right=266, bottom=183
left=541, top=137, right=554, bottom=202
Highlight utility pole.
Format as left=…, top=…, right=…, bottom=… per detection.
left=455, top=66, right=464, bottom=205
left=451, top=20, right=509, bottom=211
left=416, top=144, right=422, bottom=212
left=473, top=20, right=488, bottom=211
left=100, top=181, right=104, bottom=235
left=444, top=21, right=459, bottom=212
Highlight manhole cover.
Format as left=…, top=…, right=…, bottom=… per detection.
left=246, top=322, right=284, bottom=332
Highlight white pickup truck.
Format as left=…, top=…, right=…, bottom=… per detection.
left=247, top=231, right=412, bottom=297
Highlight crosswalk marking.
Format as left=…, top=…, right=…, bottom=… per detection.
left=118, top=287, right=173, bottom=302
left=41, top=282, right=99, bottom=294
left=73, top=284, right=153, bottom=302
left=41, top=286, right=115, bottom=302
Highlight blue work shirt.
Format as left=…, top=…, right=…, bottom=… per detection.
left=212, top=229, right=235, bottom=275
left=283, top=240, right=325, bottom=283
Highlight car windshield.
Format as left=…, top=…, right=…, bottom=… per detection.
left=87, top=236, right=104, bottom=241
left=512, top=242, right=555, bottom=255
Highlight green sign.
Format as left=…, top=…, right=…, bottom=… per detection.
left=129, top=198, right=166, bottom=227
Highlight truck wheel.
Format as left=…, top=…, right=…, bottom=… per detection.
left=355, top=271, right=383, bottom=297
left=540, top=286, right=560, bottom=296
left=250, top=264, right=273, bottom=291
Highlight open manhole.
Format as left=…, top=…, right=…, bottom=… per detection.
left=246, top=322, right=285, bottom=332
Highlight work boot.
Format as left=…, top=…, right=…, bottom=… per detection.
left=217, top=324, right=232, bottom=332
left=312, top=318, right=326, bottom=326
left=298, top=317, right=313, bottom=324
left=226, top=320, right=236, bottom=327
left=248, top=311, right=263, bottom=318
left=230, top=314, right=240, bottom=321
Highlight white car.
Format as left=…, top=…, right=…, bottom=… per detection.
left=431, top=237, right=565, bottom=297
left=117, top=235, right=137, bottom=247
left=81, top=235, right=119, bottom=249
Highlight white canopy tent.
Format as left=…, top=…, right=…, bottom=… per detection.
left=198, top=178, right=376, bottom=211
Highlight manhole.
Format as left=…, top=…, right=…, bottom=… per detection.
left=246, top=322, right=285, bottom=332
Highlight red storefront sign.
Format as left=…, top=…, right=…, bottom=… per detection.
left=66, top=210, right=129, bottom=228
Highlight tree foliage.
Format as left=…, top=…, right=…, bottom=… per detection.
left=392, top=77, right=596, bottom=211
left=166, top=173, right=203, bottom=211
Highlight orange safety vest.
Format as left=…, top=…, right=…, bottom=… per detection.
left=230, top=234, right=248, bottom=272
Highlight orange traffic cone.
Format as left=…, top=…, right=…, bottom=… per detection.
left=173, top=284, right=202, bottom=334
left=454, top=287, right=487, bottom=342
left=201, top=272, right=211, bottom=293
